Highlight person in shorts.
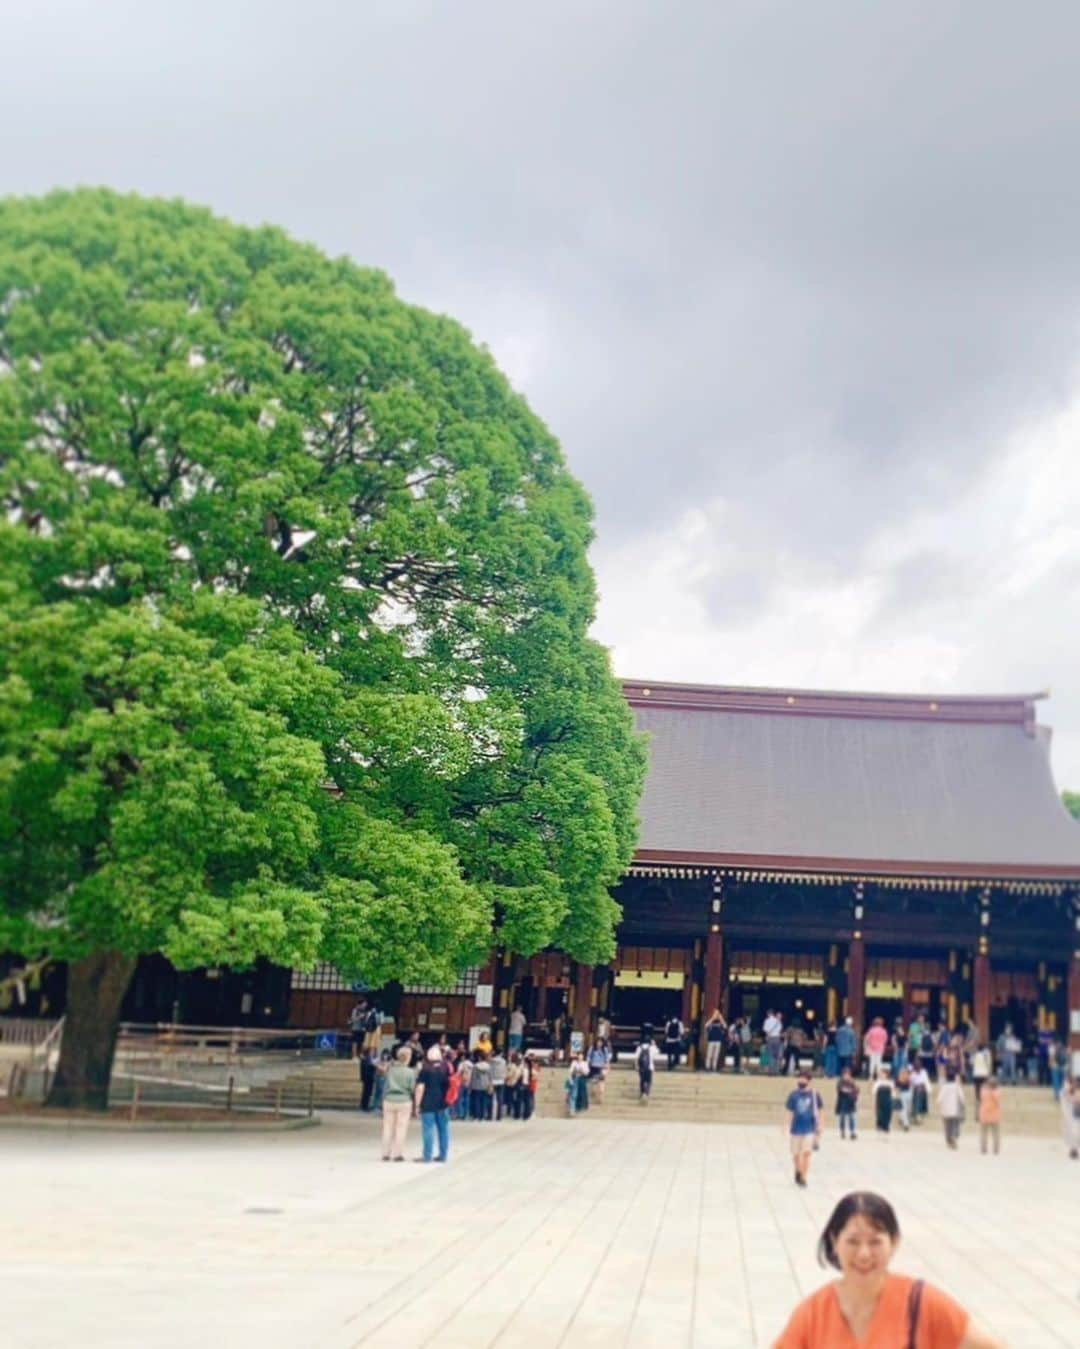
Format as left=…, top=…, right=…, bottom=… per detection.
left=786, top=1072, right=824, bottom=1187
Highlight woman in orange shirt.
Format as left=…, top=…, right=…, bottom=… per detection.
left=773, top=1191, right=1005, bottom=1348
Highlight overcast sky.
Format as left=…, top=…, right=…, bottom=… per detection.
left=5, top=2, right=1080, bottom=790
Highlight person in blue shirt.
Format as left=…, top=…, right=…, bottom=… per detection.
left=835, top=1017, right=857, bottom=1077
left=786, top=1072, right=825, bottom=1187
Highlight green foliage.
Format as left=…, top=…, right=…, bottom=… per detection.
left=0, top=188, right=644, bottom=990
left=1064, top=790, right=1080, bottom=822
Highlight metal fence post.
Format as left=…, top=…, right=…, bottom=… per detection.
left=274, top=1084, right=282, bottom=1119
left=308, top=1081, right=315, bottom=1118
left=130, top=1082, right=141, bottom=1123
left=226, top=1075, right=234, bottom=1114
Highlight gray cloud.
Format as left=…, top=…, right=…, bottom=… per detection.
left=4, top=1, right=1080, bottom=782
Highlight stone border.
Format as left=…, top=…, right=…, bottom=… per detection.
left=0, top=1112, right=321, bottom=1133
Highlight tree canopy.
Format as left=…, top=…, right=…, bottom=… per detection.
left=1064, top=790, right=1080, bottom=822
left=0, top=189, right=645, bottom=1103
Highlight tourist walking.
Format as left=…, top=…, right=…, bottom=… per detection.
left=508, top=1005, right=526, bottom=1053
left=835, top=1016, right=856, bottom=1076
left=504, top=1051, right=523, bottom=1118
left=414, top=1044, right=451, bottom=1163
left=587, top=1037, right=611, bottom=1103
left=359, top=1048, right=377, bottom=1112
left=835, top=1065, right=859, bottom=1141
left=704, top=1009, right=727, bottom=1071
left=490, top=1049, right=508, bottom=1120
left=1061, top=1077, right=1080, bottom=1159
left=891, top=1021, right=908, bottom=1074
left=348, top=999, right=367, bottom=1060
left=997, top=1025, right=1020, bottom=1085
left=371, top=1048, right=391, bottom=1114
left=663, top=1014, right=685, bottom=1070
left=362, top=1002, right=383, bottom=1056
left=971, top=1043, right=992, bottom=1102
left=895, top=1065, right=912, bottom=1131
left=763, top=1009, right=784, bottom=1075
left=455, top=1051, right=473, bottom=1120
left=863, top=1017, right=888, bottom=1079
left=978, top=1076, right=1001, bottom=1155
left=523, top=1053, right=540, bottom=1119
left=938, top=1069, right=966, bottom=1149
left=910, top=1062, right=930, bottom=1125
left=470, top=1053, right=493, bottom=1119
left=730, top=1018, right=749, bottom=1073
left=783, top=1021, right=805, bottom=1076
left=636, top=1033, right=659, bottom=1103
left=772, top=1191, right=1005, bottom=1348
left=785, top=1072, right=824, bottom=1186
left=823, top=1022, right=838, bottom=1078
left=872, top=1068, right=894, bottom=1136
left=380, top=1046, right=417, bottom=1161
left=1050, top=1040, right=1068, bottom=1100
left=566, top=1051, right=589, bottom=1115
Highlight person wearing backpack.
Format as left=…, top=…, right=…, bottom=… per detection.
left=663, top=1015, right=684, bottom=1070
left=362, top=1003, right=383, bottom=1055
left=635, top=1034, right=659, bottom=1103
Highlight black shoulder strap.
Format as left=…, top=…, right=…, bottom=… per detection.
left=906, top=1278, right=925, bottom=1349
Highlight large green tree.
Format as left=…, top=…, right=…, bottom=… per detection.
left=0, top=189, right=644, bottom=1107
left=1065, top=790, right=1080, bottom=822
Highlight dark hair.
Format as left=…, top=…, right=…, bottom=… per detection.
left=817, top=1192, right=900, bottom=1269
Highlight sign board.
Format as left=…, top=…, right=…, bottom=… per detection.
left=316, top=1032, right=337, bottom=1053
left=614, top=970, right=684, bottom=990
left=474, top=983, right=494, bottom=1008
left=1070, top=1009, right=1080, bottom=1035
left=570, top=1031, right=585, bottom=1055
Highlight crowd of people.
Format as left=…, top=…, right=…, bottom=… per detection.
left=698, top=1005, right=1073, bottom=1091
left=347, top=1003, right=545, bottom=1164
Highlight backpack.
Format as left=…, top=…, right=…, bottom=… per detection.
left=444, top=1067, right=460, bottom=1107
left=666, top=1019, right=681, bottom=1041
left=363, top=1009, right=379, bottom=1033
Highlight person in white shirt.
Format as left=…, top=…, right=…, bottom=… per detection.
left=971, top=1043, right=992, bottom=1103
left=508, top=1006, right=526, bottom=1053
left=763, top=1010, right=783, bottom=1075
left=937, top=1070, right=966, bottom=1149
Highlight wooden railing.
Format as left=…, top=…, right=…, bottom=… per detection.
left=0, top=1016, right=60, bottom=1049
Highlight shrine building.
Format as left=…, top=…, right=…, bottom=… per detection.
left=394, top=681, right=1080, bottom=1059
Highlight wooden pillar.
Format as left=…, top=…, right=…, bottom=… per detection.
left=973, top=954, right=991, bottom=1042
left=571, top=962, right=592, bottom=1034
left=847, top=936, right=866, bottom=1037
left=825, top=943, right=843, bottom=1026
left=703, top=927, right=723, bottom=1022
left=947, top=948, right=972, bottom=1029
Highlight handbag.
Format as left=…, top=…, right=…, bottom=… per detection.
left=905, top=1279, right=924, bottom=1349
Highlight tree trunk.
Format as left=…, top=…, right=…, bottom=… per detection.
left=46, top=950, right=136, bottom=1111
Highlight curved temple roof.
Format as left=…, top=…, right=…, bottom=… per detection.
left=623, top=681, right=1080, bottom=879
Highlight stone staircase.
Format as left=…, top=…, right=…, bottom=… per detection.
left=250, top=1059, right=1066, bottom=1136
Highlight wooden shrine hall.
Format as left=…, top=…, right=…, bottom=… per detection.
left=503, top=681, right=1080, bottom=1060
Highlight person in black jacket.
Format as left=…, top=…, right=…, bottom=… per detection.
left=359, top=1049, right=377, bottom=1111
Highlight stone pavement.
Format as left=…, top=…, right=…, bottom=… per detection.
left=4, top=1110, right=1080, bottom=1348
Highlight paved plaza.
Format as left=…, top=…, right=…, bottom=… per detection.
left=5, top=1111, right=1080, bottom=1348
